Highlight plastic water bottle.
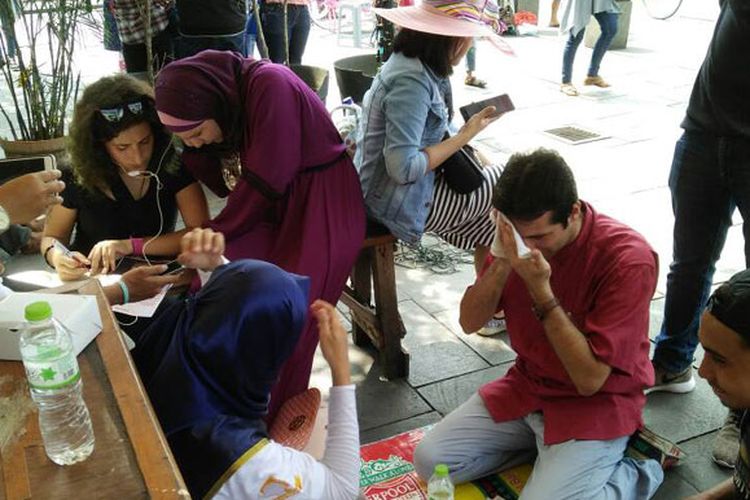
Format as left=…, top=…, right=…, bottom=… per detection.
left=427, top=463, right=455, bottom=500
left=19, top=301, right=95, bottom=465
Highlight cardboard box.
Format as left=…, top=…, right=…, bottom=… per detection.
left=0, top=293, right=102, bottom=361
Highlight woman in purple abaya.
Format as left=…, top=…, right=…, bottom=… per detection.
left=154, top=50, right=365, bottom=421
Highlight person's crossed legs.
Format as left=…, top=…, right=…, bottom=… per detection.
left=414, top=393, right=663, bottom=499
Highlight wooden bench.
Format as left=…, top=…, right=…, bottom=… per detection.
left=341, top=220, right=409, bottom=380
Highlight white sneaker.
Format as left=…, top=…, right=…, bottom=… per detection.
left=477, top=317, right=506, bottom=336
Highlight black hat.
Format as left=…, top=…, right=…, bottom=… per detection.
left=707, top=269, right=750, bottom=341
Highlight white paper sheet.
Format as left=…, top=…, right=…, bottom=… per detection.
left=111, top=284, right=171, bottom=318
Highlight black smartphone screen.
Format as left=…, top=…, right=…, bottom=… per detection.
left=0, top=155, right=55, bottom=185
left=459, top=94, right=515, bottom=122
left=159, top=260, right=184, bottom=275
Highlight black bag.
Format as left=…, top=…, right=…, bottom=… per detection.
left=437, top=143, right=485, bottom=195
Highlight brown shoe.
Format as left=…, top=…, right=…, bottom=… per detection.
left=560, top=83, right=579, bottom=96
left=584, top=75, right=611, bottom=88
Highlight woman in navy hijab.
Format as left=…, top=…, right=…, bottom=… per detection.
left=132, top=228, right=361, bottom=499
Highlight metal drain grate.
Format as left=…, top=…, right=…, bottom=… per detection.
left=543, top=125, right=608, bottom=145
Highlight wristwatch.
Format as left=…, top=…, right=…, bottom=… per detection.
left=0, top=204, right=9, bottom=233
left=532, top=297, right=560, bottom=321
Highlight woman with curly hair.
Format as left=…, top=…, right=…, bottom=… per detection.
left=41, top=74, right=209, bottom=280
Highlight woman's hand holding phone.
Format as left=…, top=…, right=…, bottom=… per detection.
left=459, top=106, right=501, bottom=142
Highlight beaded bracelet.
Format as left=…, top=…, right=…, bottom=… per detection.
left=118, top=280, right=130, bottom=305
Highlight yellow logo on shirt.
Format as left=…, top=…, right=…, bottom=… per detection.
left=259, top=475, right=303, bottom=499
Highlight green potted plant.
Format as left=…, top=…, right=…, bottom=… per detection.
left=0, top=0, right=96, bottom=163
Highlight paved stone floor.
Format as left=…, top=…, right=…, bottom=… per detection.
left=307, top=1, right=739, bottom=498
left=1, top=0, right=741, bottom=497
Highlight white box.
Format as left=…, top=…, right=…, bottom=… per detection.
left=0, top=293, right=102, bottom=361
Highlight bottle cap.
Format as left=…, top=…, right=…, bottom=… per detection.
left=434, top=463, right=449, bottom=477
left=24, top=301, right=52, bottom=322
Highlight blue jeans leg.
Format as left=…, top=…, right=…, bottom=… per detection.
left=466, top=43, right=476, bottom=73
left=587, top=12, right=619, bottom=77
left=654, top=132, right=750, bottom=372
left=261, top=5, right=287, bottom=63
left=562, top=28, right=585, bottom=84
left=288, top=5, right=311, bottom=65
left=261, top=4, right=310, bottom=64
left=654, top=133, right=734, bottom=372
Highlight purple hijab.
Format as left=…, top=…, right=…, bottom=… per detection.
left=154, top=50, right=347, bottom=199
left=155, top=50, right=252, bottom=134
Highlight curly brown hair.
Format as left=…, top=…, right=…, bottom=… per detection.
left=67, top=74, right=177, bottom=193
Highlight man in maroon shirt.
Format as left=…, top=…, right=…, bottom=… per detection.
left=414, top=149, right=665, bottom=498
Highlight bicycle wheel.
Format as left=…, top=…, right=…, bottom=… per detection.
left=309, top=0, right=330, bottom=21
left=309, top=0, right=337, bottom=31
left=641, top=0, right=683, bottom=20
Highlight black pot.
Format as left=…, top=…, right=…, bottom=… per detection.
left=290, top=64, right=330, bottom=102
left=333, top=53, right=378, bottom=105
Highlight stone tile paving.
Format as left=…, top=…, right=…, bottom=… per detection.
left=1, top=0, right=740, bottom=496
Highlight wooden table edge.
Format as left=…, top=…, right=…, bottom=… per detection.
left=65, top=280, right=189, bottom=498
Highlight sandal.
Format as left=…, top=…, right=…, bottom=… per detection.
left=584, top=75, right=611, bottom=88
left=465, top=74, right=488, bottom=89
left=560, top=83, right=579, bottom=96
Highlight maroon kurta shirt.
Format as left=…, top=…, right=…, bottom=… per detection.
left=156, top=54, right=366, bottom=420
left=477, top=202, right=657, bottom=444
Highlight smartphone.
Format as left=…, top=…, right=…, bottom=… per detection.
left=0, top=155, right=57, bottom=185
left=159, top=260, right=185, bottom=275
left=459, top=94, right=515, bottom=122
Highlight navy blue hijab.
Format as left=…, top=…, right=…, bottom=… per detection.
left=133, top=260, right=310, bottom=498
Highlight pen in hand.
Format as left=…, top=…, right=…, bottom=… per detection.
left=53, top=240, right=91, bottom=269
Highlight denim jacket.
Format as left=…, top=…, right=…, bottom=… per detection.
left=354, top=52, right=449, bottom=244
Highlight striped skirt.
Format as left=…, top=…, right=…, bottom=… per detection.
left=425, top=163, right=503, bottom=251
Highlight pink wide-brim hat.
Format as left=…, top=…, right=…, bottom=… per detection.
left=373, top=0, right=514, bottom=55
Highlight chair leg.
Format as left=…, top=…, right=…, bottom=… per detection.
left=350, top=249, right=375, bottom=349
left=372, top=243, right=409, bottom=380
left=352, top=7, right=361, bottom=48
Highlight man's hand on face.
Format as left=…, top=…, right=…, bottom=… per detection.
left=498, top=215, right=553, bottom=303
left=0, top=171, right=65, bottom=224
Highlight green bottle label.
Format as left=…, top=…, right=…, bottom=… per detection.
left=23, top=350, right=80, bottom=390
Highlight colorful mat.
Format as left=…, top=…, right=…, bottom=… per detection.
left=359, top=426, right=532, bottom=500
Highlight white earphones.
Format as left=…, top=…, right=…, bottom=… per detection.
left=124, top=141, right=172, bottom=265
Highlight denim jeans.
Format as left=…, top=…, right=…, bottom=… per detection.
left=653, top=131, right=750, bottom=373
left=261, top=3, right=310, bottom=65
left=246, top=11, right=258, bottom=57
left=465, top=42, right=477, bottom=73
left=175, top=32, right=246, bottom=59
left=561, top=12, right=618, bottom=83
left=414, top=394, right=664, bottom=499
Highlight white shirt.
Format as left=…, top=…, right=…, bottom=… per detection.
left=214, top=385, right=360, bottom=499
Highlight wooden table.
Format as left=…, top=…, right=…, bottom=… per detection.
left=0, top=280, right=188, bottom=499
